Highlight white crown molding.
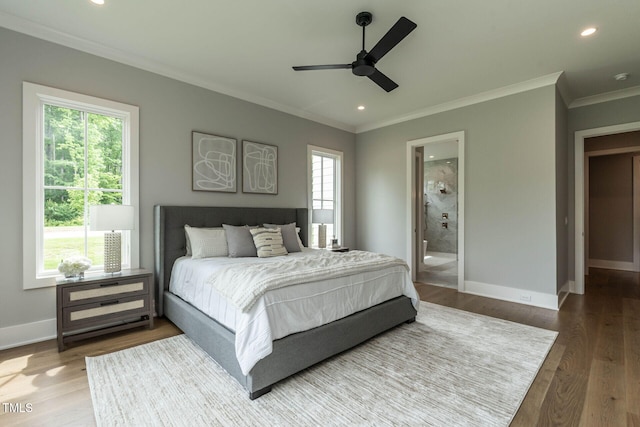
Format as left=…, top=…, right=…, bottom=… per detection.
left=0, top=12, right=356, bottom=134
left=569, top=85, right=640, bottom=109
left=356, top=72, right=563, bottom=133
left=555, top=71, right=572, bottom=107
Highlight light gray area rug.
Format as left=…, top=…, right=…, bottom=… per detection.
left=86, top=302, right=557, bottom=426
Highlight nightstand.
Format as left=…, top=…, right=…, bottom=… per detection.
left=56, top=269, right=153, bottom=351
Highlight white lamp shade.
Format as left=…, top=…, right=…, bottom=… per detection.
left=312, top=209, right=334, bottom=224
left=90, top=205, right=135, bottom=231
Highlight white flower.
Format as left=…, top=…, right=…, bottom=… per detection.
left=58, top=256, right=92, bottom=276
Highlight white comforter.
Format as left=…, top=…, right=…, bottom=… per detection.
left=207, top=249, right=410, bottom=313
left=170, top=249, right=418, bottom=375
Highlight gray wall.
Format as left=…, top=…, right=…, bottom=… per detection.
left=356, top=85, right=559, bottom=295
left=555, top=89, right=569, bottom=292
left=0, top=28, right=355, bottom=330
left=567, top=94, right=640, bottom=280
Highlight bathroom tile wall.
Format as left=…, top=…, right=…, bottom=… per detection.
left=424, top=158, right=458, bottom=253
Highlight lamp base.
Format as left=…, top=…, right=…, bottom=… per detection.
left=318, top=224, right=327, bottom=249
left=104, top=231, right=122, bottom=273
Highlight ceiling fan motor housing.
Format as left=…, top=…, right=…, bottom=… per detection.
left=352, top=51, right=376, bottom=76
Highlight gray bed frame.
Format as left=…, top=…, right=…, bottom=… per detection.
left=154, top=205, right=417, bottom=399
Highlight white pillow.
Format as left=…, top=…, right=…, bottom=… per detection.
left=184, top=225, right=228, bottom=259
left=249, top=228, right=288, bottom=258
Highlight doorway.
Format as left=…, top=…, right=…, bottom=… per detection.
left=586, top=146, right=640, bottom=273
left=406, top=131, right=465, bottom=291
left=574, top=122, right=640, bottom=294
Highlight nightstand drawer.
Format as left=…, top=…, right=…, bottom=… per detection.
left=62, top=279, right=148, bottom=307
left=63, top=294, right=150, bottom=329
left=57, top=269, right=153, bottom=351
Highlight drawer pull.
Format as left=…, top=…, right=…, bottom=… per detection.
left=100, top=282, right=120, bottom=287
left=100, top=300, right=120, bottom=306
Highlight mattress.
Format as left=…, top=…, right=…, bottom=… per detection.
left=169, top=248, right=418, bottom=374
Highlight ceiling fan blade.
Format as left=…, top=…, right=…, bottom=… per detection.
left=368, top=69, right=398, bottom=92
left=292, top=64, right=352, bottom=71
left=366, top=16, right=417, bottom=63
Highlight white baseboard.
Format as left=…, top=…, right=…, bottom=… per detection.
left=0, top=318, right=56, bottom=350
left=463, top=280, right=559, bottom=310
left=589, top=258, right=637, bottom=272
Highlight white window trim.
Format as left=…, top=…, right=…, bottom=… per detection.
left=22, top=82, right=140, bottom=289
left=307, top=145, right=343, bottom=247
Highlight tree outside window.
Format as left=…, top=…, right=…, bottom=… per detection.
left=42, top=104, right=125, bottom=270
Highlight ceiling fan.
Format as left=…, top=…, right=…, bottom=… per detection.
left=292, top=11, right=417, bottom=92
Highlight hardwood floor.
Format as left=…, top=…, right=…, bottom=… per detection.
left=416, top=267, right=640, bottom=426
left=0, top=320, right=182, bottom=426
left=1, top=267, right=638, bottom=426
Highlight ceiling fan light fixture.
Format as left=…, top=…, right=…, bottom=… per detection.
left=580, top=27, right=597, bottom=37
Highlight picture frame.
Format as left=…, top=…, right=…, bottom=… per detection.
left=192, top=131, right=237, bottom=192
left=242, top=140, right=278, bottom=195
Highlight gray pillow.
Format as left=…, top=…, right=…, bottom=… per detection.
left=263, top=222, right=301, bottom=253
left=222, top=224, right=258, bottom=257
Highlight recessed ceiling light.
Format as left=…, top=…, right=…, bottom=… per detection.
left=580, top=27, right=597, bottom=37
left=429, top=155, right=435, bottom=159
left=91, top=0, right=105, bottom=5
left=357, top=105, right=365, bottom=110
left=614, top=73, right=629, bottom=81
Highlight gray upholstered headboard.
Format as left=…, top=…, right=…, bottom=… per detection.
left=153, top=205, right=309, bottom=316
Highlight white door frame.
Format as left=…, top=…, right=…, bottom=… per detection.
left=406, top=131, right=465, bottom=291
left=574, top=121, right=640, bottom=294
left=414, top=147, right=425, bottom=272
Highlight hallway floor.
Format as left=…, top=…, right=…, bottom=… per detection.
left=416, top=251, right=458, bottom=288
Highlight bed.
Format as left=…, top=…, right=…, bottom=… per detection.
left=154, top=205, right=418, bottom=399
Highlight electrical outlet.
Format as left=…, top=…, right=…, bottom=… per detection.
left=520, top=294, right=532, bottom=302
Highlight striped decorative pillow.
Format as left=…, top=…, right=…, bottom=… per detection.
left=249, top=228, right=288, bottom=258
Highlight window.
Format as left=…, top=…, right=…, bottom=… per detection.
left=308, top=146, right=343, bottom=248
left=23, top=82, right=139, bottom=289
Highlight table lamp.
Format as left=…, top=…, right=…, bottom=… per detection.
left=312, top=209, right=334, bottom=249
left=90, top=205, right=134, bottom=273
